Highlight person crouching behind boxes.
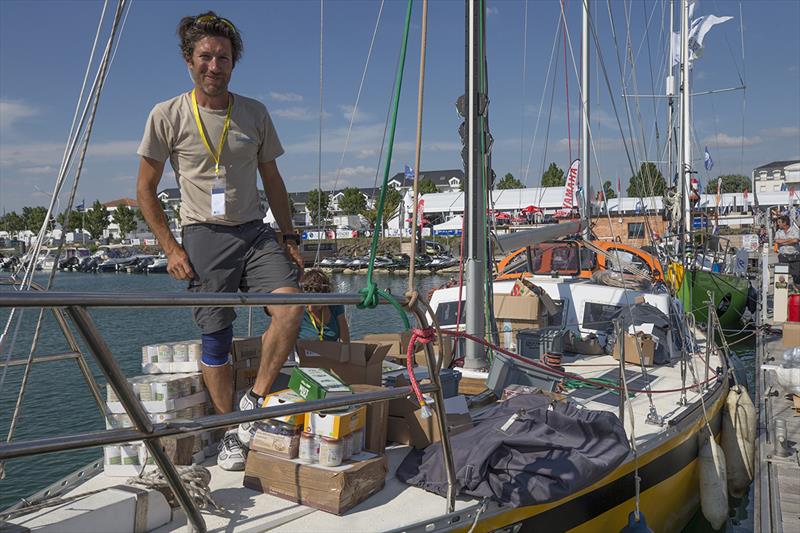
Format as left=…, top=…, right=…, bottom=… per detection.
left=298, top=269, right=350, bottom=342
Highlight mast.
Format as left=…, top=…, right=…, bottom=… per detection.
left=680, top=0, right=692, bottom=239
left=463, top=0, right=487, bottom=369
left=667, top=0, right=678, bottom=251
left=580, top=0, right=590, bottom=237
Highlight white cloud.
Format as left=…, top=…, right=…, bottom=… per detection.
left=762, top=126, right=800, bottom=138
left=486, top=6, right=499, bottom=16
left=269, top=92, right=304, bottom=102
left=0, top=99, right=38, bottom=130
left=704, top=133, right=762, bottom=148
left=338, top=104, right=372, bottom=123
left=0, top=140, right=139, bottom=167
left=272, top=106, right=326, bottom=121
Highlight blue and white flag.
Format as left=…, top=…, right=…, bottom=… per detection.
left=404, top=165, right=414, bottom=180
left=704, top=146, right=714, bottom=171
left=76, top=200, right=85, bottom=212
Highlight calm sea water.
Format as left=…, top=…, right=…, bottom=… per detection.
left=0, top=271, right=756, bottom=531
left=0, top=270, right=449, bottom=509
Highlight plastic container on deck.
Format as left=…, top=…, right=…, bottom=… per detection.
left=516, top=327, right=564, bottom=361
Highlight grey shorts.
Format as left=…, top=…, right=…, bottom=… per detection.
left=182, top=220, right=300, bottom=334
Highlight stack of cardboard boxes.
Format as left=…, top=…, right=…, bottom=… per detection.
left=243, top=354, right=390, bottom=514
left=103, top=371, right=212, bottom=476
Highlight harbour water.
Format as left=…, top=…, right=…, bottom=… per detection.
left=0, top=271, right=756, bottom=531
left=0, top=270, right=450, bottom=510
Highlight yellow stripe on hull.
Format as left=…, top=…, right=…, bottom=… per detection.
left=568, top=457, right=701, bottom=533
left=460, top=383, right=727, bottom=533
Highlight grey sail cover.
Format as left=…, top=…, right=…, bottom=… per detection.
left=396, top=394, right=630, bottom=507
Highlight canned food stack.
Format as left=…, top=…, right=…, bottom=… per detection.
left=103, top=372, right=212, bottom=476
left=141, top=340, right=203, bottom=373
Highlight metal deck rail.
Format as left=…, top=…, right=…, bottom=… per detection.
left=0, top=290, right=458, bottom=533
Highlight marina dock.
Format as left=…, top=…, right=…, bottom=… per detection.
left=754, top=333, right=800, bottom=531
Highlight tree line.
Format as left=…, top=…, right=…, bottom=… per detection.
left=1, top=201, right=141, bottom=240
left=493, top=163, right=751, bottom=198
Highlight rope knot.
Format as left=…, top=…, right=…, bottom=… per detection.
left=357, top=282, right=379, bottom=309
left=412, top=326, right=436, bottom=345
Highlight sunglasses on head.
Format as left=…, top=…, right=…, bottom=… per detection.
left=195, top=15, right=237, bottom=33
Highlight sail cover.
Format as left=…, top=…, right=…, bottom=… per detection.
left=396, top=393, right=630, bottom=507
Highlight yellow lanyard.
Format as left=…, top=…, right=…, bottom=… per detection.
left=190, top=89, right=233, bottom=177
left=307, top=308, right=325, bottom=341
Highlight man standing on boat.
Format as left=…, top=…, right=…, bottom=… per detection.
left=775, top=215, right=800, bottom=285
left=136, top=12, right=304, bottom=471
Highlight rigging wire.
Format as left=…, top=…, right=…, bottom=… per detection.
left=315, top=0, right=324, bottom=263
left=407, top=0, right=429, bottom=293
left=520, top=0, right=528, bottom=179
left=0, top=0, right=126, bottom=391
left=0, top=0, right=128, bottom=475
left=559, top=0, right=573, bottom=162
left=321, top=0, right=384, bottom=256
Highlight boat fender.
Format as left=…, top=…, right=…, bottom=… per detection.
left=720, top=386, right=756, bottom=498
left=619, top=511, right=654, bottom=533
left=699, top=434, right=728, bottom=530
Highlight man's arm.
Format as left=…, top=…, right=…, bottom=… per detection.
left=136, top=156, right=195, bottom=280
left=259, top=160, right=303, bottom=269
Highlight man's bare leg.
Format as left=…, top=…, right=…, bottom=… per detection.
left=201, top=363, right=233, bottom=414
left=252, top=286, right=304, bottom=398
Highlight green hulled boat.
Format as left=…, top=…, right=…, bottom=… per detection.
left=678, top=268, right=752, bottom=334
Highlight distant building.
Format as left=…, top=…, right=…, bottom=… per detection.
left=102, top=198, right=148, bottom=239
left=752, top=160, right=800, bottom=193
left=388, top=169, right=464, bottom=193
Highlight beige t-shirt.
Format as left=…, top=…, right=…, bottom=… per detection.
left=137, top=92, right=284, bottom=226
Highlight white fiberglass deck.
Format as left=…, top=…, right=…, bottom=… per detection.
left=15, top=347, right=723, bottom=533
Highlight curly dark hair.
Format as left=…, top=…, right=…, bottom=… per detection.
left=300, top=269, right=332, bottom=294
left=177, top=11, right=243, bottom=66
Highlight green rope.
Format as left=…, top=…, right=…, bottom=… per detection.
left=358, top=0, right=413, bottom=332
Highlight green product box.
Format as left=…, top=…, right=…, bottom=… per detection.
left=288, top=367, right=352, bottom=401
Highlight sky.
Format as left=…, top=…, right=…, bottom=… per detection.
left=1, top=0, right=798, bottom=214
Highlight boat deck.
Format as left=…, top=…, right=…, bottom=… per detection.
left=4, top=348, right=725, bottom=533
left=755, top=334, right=800, bottom=533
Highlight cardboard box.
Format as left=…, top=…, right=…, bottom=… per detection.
left=233, top=345, right=262, bottom=393
left=262, top=389, right=306, bottom=426
left=295, top=341, right=391, bottom=386
left=107, top=391, right=208, bottom=414
left=232, top=336, right=262, bottom=363
left=784, top=322, right=800, bottom=348
left=243, top=450, right=388, bottom=515
left=304, top=405, right=366, bottom=439
left=361, top=332, right=422, bottom=359
left=350, top=384, right=388, bottom=454
left=509, top=278, right=535, bottom=297
left=288, top=367, right=352, bottom=401
left=612, top=333, right=655, bottom=367
left=387, top=394, right=472, bottom=449
left=494, top=294, right=545, bottom=350
left=250, top=423, right=300, bottom=459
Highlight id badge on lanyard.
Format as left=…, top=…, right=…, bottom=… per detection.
left=211, top=165, right=227, bottom=216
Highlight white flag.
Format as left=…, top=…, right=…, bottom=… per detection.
left=689, top=14, right=733, bottom=60
left=671, top=1, right=732, bottom=69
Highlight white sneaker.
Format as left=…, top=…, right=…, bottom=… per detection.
left=237, top=390, right=261, bottom=447
left=217, top=430, right=246, bottom=471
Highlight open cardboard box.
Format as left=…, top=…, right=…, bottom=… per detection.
left=493, top=293, right=546, bottom=350
left=244, top=450, right=387, bottom=515
left=387, top=390, right=472, bottom=449
left=350, top=384, right=389, bottom=454
left=612, top=332, right=655, bottom=367
left=295, top=341, right=391, bottom=386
